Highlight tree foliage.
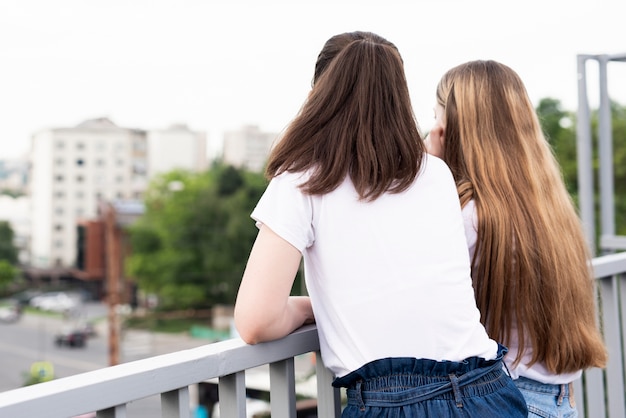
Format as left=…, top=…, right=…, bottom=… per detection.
left=0, top=221, right=18, bottom=265
left=537, top=98, right=626, bottom=238
left=126, top=164, right=268, bottom=310
left=0, top=221, right=19, bottom=291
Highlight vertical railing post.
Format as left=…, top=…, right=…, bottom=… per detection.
left=97, top=405, right=127, bottom=418
left=315, top=351, right=341, bottom=417
left=219, top=372, right=247, bottom=418
left=269, top=359, right=297, bottom=417
left=576, top=54, right=595, bottom=254
left=597, top=55, right=615, bottom=254
left=162, top=387, right=190, bottom=418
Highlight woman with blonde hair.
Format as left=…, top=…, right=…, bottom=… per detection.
left=235, top=34, right=527, bottom=416
left=426, top=59, right=608, bottom=417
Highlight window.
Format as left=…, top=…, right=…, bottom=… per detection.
left=133, top=140, right=146, bottom=152
left=55, top=175, right=64, bottom=182
left=76, top=142, right=85, bottom=151
left=76, top=158, right=85, bottom=166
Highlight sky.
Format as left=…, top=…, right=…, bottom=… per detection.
left=2, top=0, right=626, bottom=160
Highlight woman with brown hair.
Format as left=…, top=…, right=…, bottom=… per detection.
left=426, top=59, right=608, bottom=417
left=235, top=33, right=527, bottom=417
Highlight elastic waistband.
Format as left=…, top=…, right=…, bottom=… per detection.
left=515, top=376, right=573, bottom=396
left=346, top=367, right=510, bottom=407
left=334, top=344, right=508, bottom=389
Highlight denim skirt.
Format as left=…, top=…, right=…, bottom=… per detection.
left=514, top=376, right=577, bottom=418
left=332, top=345, right=527, bottom=417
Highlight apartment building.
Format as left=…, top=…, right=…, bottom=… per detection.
left=222, top=125, right=278, bottom=172
left=147, top=123, right=207, bottom=176
left=29, top=117, right=206, bottom=270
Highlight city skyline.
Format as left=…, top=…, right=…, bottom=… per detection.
left=2, top=0, right=626, bottom=160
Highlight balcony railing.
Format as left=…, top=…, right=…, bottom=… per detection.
left=0, top=251, right=625, bottom=418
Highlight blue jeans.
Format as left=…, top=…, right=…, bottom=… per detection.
left=514, top=377, right=577, bottom=418
left=333, top=345, right=527, bottom=417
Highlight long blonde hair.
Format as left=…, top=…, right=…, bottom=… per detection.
left=437, top=60, right=607, bottom=373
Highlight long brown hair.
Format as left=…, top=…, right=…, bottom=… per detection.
left=266, top=31, right=424, bottom=201
left=436, top=60, right=607, bottom=373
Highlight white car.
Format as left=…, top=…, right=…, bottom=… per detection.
left=30, top=292, right=79, bottom=313
left=0, top=305, right=20, bottom=323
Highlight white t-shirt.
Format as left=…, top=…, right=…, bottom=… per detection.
left=251, top=155, right=497, bottom=378
left=462, top=200, right=582, bottom=384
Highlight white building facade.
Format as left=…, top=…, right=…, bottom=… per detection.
left=29, top=117, right=206, bottom=269
left=147, top=124, right=207, bottom=177
left=222, top=125, right=278, bottom=172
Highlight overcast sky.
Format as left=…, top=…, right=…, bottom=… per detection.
left=2, top=0, right=626, bottom=160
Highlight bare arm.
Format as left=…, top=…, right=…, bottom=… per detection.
left=234, top=224, right=314, bottom=344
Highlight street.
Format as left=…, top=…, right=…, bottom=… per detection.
left=0, top=301, right=211, bottom=417
left=0, top=302, right=109, bottom=392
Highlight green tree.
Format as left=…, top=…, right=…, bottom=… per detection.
left=607, top=101, right=626, bottom=235
left=127, top=165, right=268, bottom=310
left=536, top=98, right=578, bottom=195
left=0, top=260, right=18, bottom=292
left=537, top=98, right=626, bottom=239
left=0, top=221, right=19, bottom=292
left=0, top=221, right=18, bottom=264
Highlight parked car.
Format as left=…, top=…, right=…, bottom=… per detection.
left=11, top=290, right=42, bottom=308
left=75, top=320, right=97, bottom=338
left=30, top=291, right=80, bottom=313
left=54, top=327, right=87, bottom=348
left=0, top=304, right=20, bottom=323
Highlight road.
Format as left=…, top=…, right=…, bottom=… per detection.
left=0, top=302, right=109, bottom=391
left=0, top=301, right=211, bottom=417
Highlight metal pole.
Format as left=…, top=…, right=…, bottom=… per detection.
left=106, top=203, right=121, bottom=366
left=576, top=55, right=596, bottom=254
left=597, top=55, right=615, bottom=253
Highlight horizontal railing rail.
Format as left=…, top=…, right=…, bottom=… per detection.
left=0, top=251, right=625, bottom=417
left=0, top=324, right=340, bottom=418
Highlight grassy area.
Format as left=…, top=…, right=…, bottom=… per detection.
left=22, top=306, right=65, bottom=318
left=124, top=316, right=210, bottom=334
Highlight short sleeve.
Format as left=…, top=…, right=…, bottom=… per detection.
left=251, top=172, right=315, bottom=252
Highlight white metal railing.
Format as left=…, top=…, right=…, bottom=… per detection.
left=0, top=324, right=340, bottom=417
left=0, top=252, right=625, bottom=417
left=577, top=251, right=626, bottom=418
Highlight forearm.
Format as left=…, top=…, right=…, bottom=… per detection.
left=235, top=296, right=313, bottom=344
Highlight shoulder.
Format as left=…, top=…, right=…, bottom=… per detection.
left=264, top=171, right=310, bottom=195
left=421, top=154, right=454, bottom=179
